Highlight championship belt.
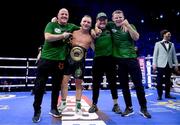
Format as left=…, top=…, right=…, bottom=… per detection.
left=70, top=46, right=85, bottom=62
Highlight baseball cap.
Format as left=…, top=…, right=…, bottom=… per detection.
left=96, top=12, right=107, bottom=19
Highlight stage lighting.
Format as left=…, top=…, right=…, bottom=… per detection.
left=141, top=19, right=144, bottom=23
left=160, top=14, right=163, bottom=19
left=176, top=12, right=180, bottom=16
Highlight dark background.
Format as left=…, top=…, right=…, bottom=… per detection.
left=1, top=0, right=180, bottom=58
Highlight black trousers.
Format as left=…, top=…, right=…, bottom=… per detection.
left=92, top=56, right=118, bottom=105
left=33, top=59, right=64, bottom=112
left=115, top=58, right=147, bottom=109
left=156, top=64, right=172, bottom=97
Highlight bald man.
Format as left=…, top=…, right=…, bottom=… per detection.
left=32, top=8, right=79, bottom=123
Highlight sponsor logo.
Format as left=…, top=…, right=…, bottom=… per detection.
left=111, top=29, right=117, bottom=33
left=151, top=100, right=180, bottom=111
left=0, top=94, right=16, bottom=100
left=54, top=28, right=61, bottom=33
left=0, top=105, right=9, bottom=110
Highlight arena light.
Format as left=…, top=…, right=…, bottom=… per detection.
left=141, top=19, right=144, bottom=23
left=177, top=12, right=180, bottom=16
left=160, top=14, right=163, bottom=19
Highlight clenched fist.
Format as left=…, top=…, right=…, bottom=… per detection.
left=62, top=32, right=72, bottom=39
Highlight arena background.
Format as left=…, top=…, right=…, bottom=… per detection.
left=1, top=0, right=180, bottom=58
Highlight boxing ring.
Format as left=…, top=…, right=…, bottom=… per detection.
left=0, top=57, right=95, bottom=91
left=0, top=54, right=180, bottom=92
left=145, top=53, right=180, bottom=93
left=0, top=56, right=180, bottom=125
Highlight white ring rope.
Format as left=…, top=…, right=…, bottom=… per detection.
left=0, top=54, right=179, bottom=88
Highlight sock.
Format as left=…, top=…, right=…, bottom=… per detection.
left=76, top=100, right=81, bottom=109
left=113, top=99, right=118, bottom=105
left=61, top=99, right=66, bottom=106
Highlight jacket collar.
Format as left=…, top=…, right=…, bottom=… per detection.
left=160, top=40, right=172, bottom=52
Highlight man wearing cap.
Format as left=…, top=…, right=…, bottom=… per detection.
left=153, top=29, right=178, bottom=100
left=88, top=12, right=121, bottom=114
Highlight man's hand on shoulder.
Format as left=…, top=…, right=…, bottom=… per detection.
left=51, top=17, right=57, bottom=22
